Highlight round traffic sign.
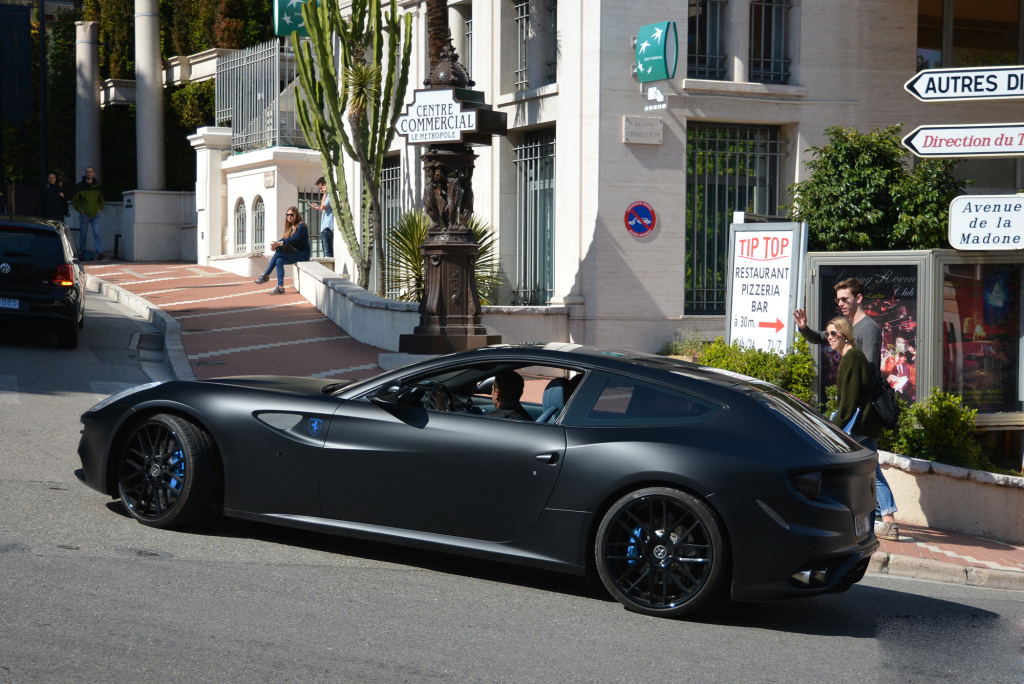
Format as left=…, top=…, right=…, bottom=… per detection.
left=625, top=201, right=657, bottom=239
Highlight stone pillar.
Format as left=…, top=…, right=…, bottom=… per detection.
left=135, top=0, right=165, bottom=190
left=725, top=0, right=749, bottom=83
left=75, top=21, right=101, bottom=180
left=188, top=127, right=233, bottom=266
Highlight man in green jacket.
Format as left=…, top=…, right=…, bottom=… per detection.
left=72, top=166, right=105, bottom=260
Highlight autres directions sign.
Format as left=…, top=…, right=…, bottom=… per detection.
left=905, top=65, right=1024, bottom=102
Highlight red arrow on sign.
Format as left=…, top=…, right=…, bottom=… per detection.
left=759, top=318, right=785, bottom=334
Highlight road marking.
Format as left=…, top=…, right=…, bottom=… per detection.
left=0, top=375, right=18, bottom=404
left=917, top=541, right=1024, bottom=572
left=188, top=335, right=350, bottom=360
left=182, top=319, right=339, bottom=335
left=175, top=301, right=306, bottom=320
left=311, top=364, right=379, bottom=378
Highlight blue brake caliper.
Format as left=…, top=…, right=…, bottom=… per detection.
left=627, top=526, right=643, bottom=565
left=167, top=449, right=185, bottom=493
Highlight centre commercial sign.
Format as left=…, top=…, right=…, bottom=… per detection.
left=725, top=223, right=807, bottom=354
left=394, top=89, right=477, bottom=145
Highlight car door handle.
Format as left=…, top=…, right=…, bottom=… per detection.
left=535, top=452, right=560, bottom=465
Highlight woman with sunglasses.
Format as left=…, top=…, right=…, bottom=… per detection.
left=826, top=315, right=900, bottom=541
left=255, top=206, right=311, bottom=294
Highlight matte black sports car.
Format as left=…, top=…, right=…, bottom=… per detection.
left=77, top=343, right=879, bottom=617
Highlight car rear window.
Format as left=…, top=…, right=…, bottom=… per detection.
left=565, top=371, right=720, bottom=427
left=0, top=226, right=63, bottom=264
left=753, top=387, right=861, bottom=453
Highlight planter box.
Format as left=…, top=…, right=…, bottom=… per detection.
left=880, top=451, right=1024, bottom=545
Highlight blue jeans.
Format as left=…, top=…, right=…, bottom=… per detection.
left=858, top=437, right=898, bottom=520
left=78, top=213, right=103, bottom=254
left=320, top=226, right=334, bottom=257
left=262, top=250, right=310, bottom=286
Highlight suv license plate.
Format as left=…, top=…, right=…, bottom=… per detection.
left=854, top=512, right=869, bottom=537
left=0, top=298, right=19, bottom=310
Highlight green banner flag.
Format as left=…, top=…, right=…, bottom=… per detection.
left=636, top=21, right=678, bottom=84
left=275, top=0, right=309, bottom=37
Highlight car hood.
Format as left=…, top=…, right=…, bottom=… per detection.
left=201, top=375, right=344, bottom=396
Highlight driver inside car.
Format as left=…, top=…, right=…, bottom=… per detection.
left=430, top=369, right=532, bottom=421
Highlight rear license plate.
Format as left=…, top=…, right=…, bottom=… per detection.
left=854, top=512, right=869, bottom=537
left=0, top=298, right=19, bottom=310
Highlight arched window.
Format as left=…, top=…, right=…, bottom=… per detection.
left=253, top=196, right=266, bottom=250
left=234, top=198, right=247, bottom=253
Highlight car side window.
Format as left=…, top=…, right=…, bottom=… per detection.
left=563, top=371, right=719, bottom=427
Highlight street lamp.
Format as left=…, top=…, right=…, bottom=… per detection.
left=398, top=0, right=505, bottom=354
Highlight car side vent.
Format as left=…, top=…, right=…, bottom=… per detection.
left=256, top=412, right=303, bottom=430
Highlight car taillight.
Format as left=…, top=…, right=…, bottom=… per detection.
left=790, top=471, right=822, bottom=501
left=52, top=264, right=75, bottom=287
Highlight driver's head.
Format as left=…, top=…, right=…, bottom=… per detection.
left=492, top=370, right=524, bottom=405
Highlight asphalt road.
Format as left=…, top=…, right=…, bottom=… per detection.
left=1, top=291, right=1022, bottom=683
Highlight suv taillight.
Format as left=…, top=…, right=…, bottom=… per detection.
left=52, top=264, right=75, bottom=287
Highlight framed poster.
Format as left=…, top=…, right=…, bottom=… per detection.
left=941, top=263, right=1021, bottom=412
left=815, top=264, right=920, bottom=404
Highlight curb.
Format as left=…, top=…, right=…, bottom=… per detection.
left=868, top=550, right=1024, bottom=591
left=86, top=274, right=196, bottom=381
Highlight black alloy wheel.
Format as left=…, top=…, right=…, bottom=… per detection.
left=596, top=487, right=726, bottom=617
left=117, top=413, right=217, bottom=528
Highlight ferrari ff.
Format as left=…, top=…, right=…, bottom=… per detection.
left=77, top=343, right=879, bottom=617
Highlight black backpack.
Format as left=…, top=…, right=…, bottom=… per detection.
left=871, top=374, right=900, bottom=430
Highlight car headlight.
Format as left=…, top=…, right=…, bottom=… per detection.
left=86, top=381, right=165, bottom=413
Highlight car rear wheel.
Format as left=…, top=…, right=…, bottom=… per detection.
left=117, top=414, right=217, bottom=528
left=595, top=487, right=726, bottom=617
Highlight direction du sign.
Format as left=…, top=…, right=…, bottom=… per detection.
left=725, top=223, right=807, bottom=354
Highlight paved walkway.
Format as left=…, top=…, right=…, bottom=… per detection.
left=88, top=260, right=1024, bottom=592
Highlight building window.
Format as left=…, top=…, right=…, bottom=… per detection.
left=253, top=196, right=266, bottom=251
left=749, top=0, right=791, bottom=84
left=510, top=0, right=556, bottom=91
left=234, top=199, right=247, bottom=253
left=513, top=128, right=556, bottom=305
left=379, top=156, right=403, bottom=298
left=685, top=123, right=785, bottom=315
left=513, top=0, right=530, bottom=91
left=688, top=0, right=726, bottom=79
left=918, top=0, right=1022, bottom=70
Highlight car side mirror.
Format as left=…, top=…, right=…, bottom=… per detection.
left=370, top=382, right=401, bottom=404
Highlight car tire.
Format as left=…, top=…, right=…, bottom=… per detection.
left=595, top=487, right=727, bottom=618
left=58, top=322, right=79, bottom=349
left=117, top=413, right=217, bottom=528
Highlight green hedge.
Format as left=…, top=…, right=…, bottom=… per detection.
left=695, top=336, right=816, bottom=404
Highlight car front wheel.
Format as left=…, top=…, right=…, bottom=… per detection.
left=117, top=414, right=217, bottom=528
left=595, top=487, right=726, bottom=617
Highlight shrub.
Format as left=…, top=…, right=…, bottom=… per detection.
left=697, top=336, right=816, bottom=403
left=882, top=387, right=982, bottom=470
left=656, top=327, right=704, bottom=358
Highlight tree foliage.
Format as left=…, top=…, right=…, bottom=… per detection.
left=785, top=125, right=965, bottom=251
left=292, top=0, right=412, bottom=291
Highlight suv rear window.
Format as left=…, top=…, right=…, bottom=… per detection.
left=0, top=226, right=64, bottom=265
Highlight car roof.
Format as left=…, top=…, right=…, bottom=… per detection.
left=0, top=215, right=68, bottom=232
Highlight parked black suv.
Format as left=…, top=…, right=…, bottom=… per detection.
left=0, top=215, right=85, bottom=348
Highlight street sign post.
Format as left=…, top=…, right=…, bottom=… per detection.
left=905, top=65, right=1024, bottom=102
left=902, top=122, right=1024, bottom=158
left=948, top=194, right=1024, bottom=250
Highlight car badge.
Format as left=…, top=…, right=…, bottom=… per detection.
left=308, top=418, right=323, bottom=436
left=0, top=263, right=10, bottom=274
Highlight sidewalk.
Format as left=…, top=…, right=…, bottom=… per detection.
left=87, top=260, right=1024, bottom=592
